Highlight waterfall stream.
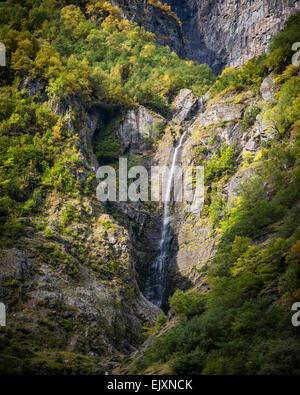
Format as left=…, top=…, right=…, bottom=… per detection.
left=145, top=130, right=187, bottom=310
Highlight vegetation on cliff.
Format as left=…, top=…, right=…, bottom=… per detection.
left=0, top=0, right=212, bottom=373
left=0, top=0, right=214, bottom=243
left=132, top=12, right=300, bottom=375
left=0, top=0, right=299, bottom=376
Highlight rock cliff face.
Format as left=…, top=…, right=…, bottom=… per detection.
left=111, top=0, right=300, bottom=73
left=108, top=75, right=277, bottom=310
left=170, top=84, right=270, bottom=292
left=0, top=84, right=162, bottom=374
left=111, top=0, right=186, bottom=57
left=1, top=0, right=298, bottom=375
left=114, top=71, right=287, bottom=375
left=115, top=106, right=165, bottom=156
left=0, top=64, right=293, bottom=376
left=166, top=0, right=300, bottom=73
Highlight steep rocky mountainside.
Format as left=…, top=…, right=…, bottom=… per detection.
left=115, top=76, right=282, bottom=319
left=117, top=72, right=300, bottom=375
left=110, top=0, right=186, bottom=57
left=111, top=0, right=300, bottom=73
left=166, top=0, right=300, bottom=73
left=0, top=0, right=299, bottom=376
left=0, top=94, right=162, bottom=374
left=0, top=0, right=215, bottom=374
left=112, top=12, right=300, bottom=374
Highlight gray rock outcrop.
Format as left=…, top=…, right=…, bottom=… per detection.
left=111, top=0, right=300, bottom=74
left=116, top=106, right=165, bottom=155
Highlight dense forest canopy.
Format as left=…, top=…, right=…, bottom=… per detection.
left=0, top=0, right=214, bottom=242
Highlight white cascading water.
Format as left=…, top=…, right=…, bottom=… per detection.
left=145, top=130, right=187, bottom=309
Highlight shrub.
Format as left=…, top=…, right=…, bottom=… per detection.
left=156, top=313, right=167, bottom=327
left=205, top=143, right=237, bottom=183
left=209, top=189, right=225, bottom=228
left=169, top=289, right=206, bottom=319
left=44, top=227, right=54, bottom=239
left=241, top=105, right=261, bottom=131
left=264, top=77, right=300, bottom=135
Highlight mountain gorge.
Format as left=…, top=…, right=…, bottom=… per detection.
left=0, top=0, right=300, bottom=375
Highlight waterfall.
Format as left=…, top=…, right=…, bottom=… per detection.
left=145, top=130, right=187, bottom=309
